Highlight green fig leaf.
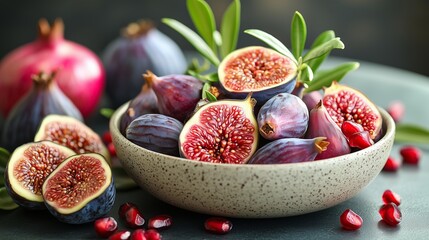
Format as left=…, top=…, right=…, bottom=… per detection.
left=0, top=147, right=10, bottom=167
left=305, top=62, right=360, bottom=93
left=220, top=0, right=241, bottom=58
left=299, top=63, right=314, bottom=83
left=0, top=187, right=19, bottom=210
left=395, top=124, right=429, bottom=144
left=303, top=37, right=344, bottom=63
left=205, top=90, right=218, bottom=102
left=307, top=30, right=336, bottom=72
left=244, top=29, right=297, bottom=64
left=187, top=0, right=217, bottom=52
left=291, top=11, right=307, bottom=59
left=163, top=18, right=220, bottom=66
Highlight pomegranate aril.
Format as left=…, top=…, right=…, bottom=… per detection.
left=103, top=131, right=113, bottom=143
left=148, top=215, right=172, bottom=230
left=341, top=121, right=364, bottom=137
left=130, top=229, right=147, bottom=240
left=109, top=230, right=131, bottom=240
left=382, top=190, right=401, bottom=206
left=108, top=142, right=117, bottom=156
left=124, top=207, right=145, bottom=228
left=94, top=217, right=118, bottom=238
left=383, top=157, right=400, bottom=172
left=400, top=146, right=421, bottom=164
left=119, top=202, right=138, bottom=219
left=204, top=217, right=233, bottom=234
left=339, top=209, right=363, bottom=230
left=347, top=131, right=373, bottom=149
left=387, top=101, right=405, bottom=123
left=379, top=202, right=402, bottom=226
left=144, top=229, right=162, bottom=240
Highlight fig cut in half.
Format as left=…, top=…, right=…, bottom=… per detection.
left=179, top=94, right=258, bottom=164
left=323, top=82, right=382, bottom=139
left=218, top=46, right=298, bottom=104
left=34, top=114, right=110, bottom=162
left=4, top=141, right=75, bottom=209
left=42, top=153, right=115, bottom=224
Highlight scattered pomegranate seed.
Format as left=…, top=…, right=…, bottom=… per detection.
left=124, top=207, right=145, bottom=228
left=341, top=121, right=364, bottom=137
left=347, top=131, right=373, bottom=149
left=382, top=190, right=401, bottom=206
left=108, top=142, right=117, bottom=156
left=94, top=217, right=118, bottom=238
left=109, top=230, right=131, bottom=240
left=379, top=203, right=402, bottom=226
left=387, top=101, right=405, bottom=123
left=339, top=209, right=363, bottom=230
left=204, top=217, right=233, bottom=234
left=130, top=229, right=147, bottom=240
left=148, top=215, right=172, bottom=230
left=119, top=202, right=138, bottom=219
left=400, top=146, right=421, bottom=164
left=144, top=229, right=162, bottom=240
left=103, top=131, right=113, bottom=143
left=383, top=157, right=400, bottom=172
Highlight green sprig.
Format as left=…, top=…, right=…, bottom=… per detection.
left=395, top=124, right=429, bottom=144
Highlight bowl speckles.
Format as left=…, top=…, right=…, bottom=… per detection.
left=110, top=103, right=395, bottom=218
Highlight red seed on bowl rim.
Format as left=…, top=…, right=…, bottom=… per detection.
left=204, top=217, right=233, bottom=234
left=379, top=202, right=402, bottom=226
left=382, top=190, right=401, bottom=206
left=339, top=209, right=363, bottom=230
left=383, top=157, right=400, bottom=172
left=400, top=146, right=421, bottom=164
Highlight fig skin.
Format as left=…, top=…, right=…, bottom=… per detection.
left=125, top=114, right=183, bottom=156
left=42, top=153, right=115, bottom=224
left=258, top=93, right=309, bottom=140
left=302, top=91, right=323, bottom=111
left=305, top=101, right=351, bottom=160
left=248, top=137, right=329, bottom=164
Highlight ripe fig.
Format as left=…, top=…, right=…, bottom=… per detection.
left=218, top=46, right=297, bottom=105
left=179, top=94, right=258, bottom=164
left=305, top=101, right=351, bottom=160
left=119, top=83, right=159, bottom=135
left=323, top=82, right=382, bottom=139
left=4, top=141, right=75, bottom=209
left=247, top=137, right=329, bottom=164
left=34, top=114, right=110, bottom=162
left=143, top=70, right=203, bottom=122
left=1, top=72, right=83, bottom=151
left=126, top=114, right=183, bottom=156
left=42, top=153, right=115, bottom=224
left=257, top=93, right=309, bottom=140
left=302, top=90, right=323, bottom=111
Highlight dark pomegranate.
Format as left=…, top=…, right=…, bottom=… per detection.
left=340, top=209, right=363, bottom=230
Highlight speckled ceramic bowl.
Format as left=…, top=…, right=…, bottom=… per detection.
left=110, top=103, right=395, bottom=218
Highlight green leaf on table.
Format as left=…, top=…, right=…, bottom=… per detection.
left=395, top=124, right=429, bottom=144
left=305, top=62, right=360, bottom=93
left=0, top=187, right=19, bottom=210
left=303, top=37, right=344, bottom=63
left=112, top=167, right=138, bottom=191
left=0, top=147, right=10, bottom=167
left=291, top=11, right=307, bottom=59
left=100, top=108, right=115, bottom=119
left=163, top=18, right=220, bottom=66
left=307, top=30, right=335, bottom=72
left=187, top=0, right=217, bottom=53
left=244, top=29, right=297, bottom=64
left=220, top=0, right=241, bottom=58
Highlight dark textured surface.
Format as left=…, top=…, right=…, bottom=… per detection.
left=0, top=59, right=429, bottom=239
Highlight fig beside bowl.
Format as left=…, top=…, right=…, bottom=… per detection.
left=110, top=103, right=395, bottom=218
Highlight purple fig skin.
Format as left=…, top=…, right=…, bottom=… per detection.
left=126, top=114, right=183, bottom=156
left=258, top=93, right=309, bottom=140
left=248, top=137, right=329, bottom=164
left=305, top=101, right=351, bottom=160
left=119, top=83, right=159, bottom=135
left=302, top=91, right=323, bottom=111
left=144, top=71, right=203, bottom=122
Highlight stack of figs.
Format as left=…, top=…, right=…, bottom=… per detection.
left=122, top=46, right=382, bottom=165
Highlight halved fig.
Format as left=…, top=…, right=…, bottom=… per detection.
left=34, top=114, right=110, bottom=162
left=218, top=46, right=298, bottom=105
left=323, top=82, right=382, bottom=139
left=179, top=94, right=258, bottom=164
left=4, top=141, right=75, bottom=209
left=42, top=153, right=115, bottom=224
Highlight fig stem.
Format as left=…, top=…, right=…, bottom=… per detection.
left=143, top=70, right=157, bottom=87
left=261, top=123, right=274, bottom=136
left=122, top=20, right=154, bottom=38
left=31, top=71, right=57, bottom=88
left=314, top=137, right=329, bottom=153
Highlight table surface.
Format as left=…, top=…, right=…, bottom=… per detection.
left=1, top=58, right=429, bottom=240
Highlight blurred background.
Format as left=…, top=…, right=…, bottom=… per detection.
left=0, top=0, right=428, bottom=77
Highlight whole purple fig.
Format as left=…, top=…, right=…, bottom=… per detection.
left=119, top=83, right=159, bottom=135
left=248, top=137, right=329, bottom=164
left=258, top=93, right=309, bottom=140
left=126, top=114, right=183, bottom=156
left=305, top=101, right=351, bottom=160
left=302, top=91, right=322, bottom=111
left=143, top=70, right=203, bottom=122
